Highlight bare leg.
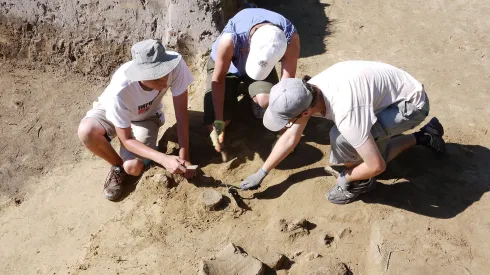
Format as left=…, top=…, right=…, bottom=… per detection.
left=78, top=118, right=123, bottom=166
left=123, top=159, right=145, bottom=176
left=386, top=134, right=416, bottom=162
left=253, top=93, right=270, bottom=108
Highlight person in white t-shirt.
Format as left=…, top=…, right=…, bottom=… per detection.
left=78, top=39, right=195, bottom=201
left=239, top=61, right=447, bottom=204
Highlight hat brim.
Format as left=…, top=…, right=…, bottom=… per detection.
left=263, top=107, right=290, bottom=132
left=124, top=51, right=182, bottom=81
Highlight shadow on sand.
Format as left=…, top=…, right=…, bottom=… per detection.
left=157, top=99, right=328, bottom=170
left=253, top=142, right=490, bottom=219
left=361, top=143, right=490, bottom=219
left=255, top=0, right=333, bottom=57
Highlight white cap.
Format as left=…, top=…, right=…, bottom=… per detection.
left=246, top=25, right=288, bottom=80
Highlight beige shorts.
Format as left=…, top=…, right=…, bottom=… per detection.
left=83, top=106, right=164, bottom=164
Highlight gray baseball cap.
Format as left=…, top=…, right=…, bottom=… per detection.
left=124, top=39, right=182, bottom=81
left=263, top=78, right=313, bottom=131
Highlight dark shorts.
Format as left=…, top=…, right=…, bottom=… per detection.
left=203, top=57, right=279, bottom=125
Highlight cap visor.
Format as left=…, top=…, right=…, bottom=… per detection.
left=263, top=108, right=289, bottom=132
left=124, top=52, right=181, bottom=81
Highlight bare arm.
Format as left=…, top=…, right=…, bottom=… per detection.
left=344, top=135, right=386, bottom=181
left=262, top=115, right=309, bottom=172
left=173, top=90, right=190, bottom=161
left=240, top=116, right=309, bottom=190
left=211, top=33, right=234, bottom=121
left=280, top=32, right=300, bottom=79
left=115, top=127, right=186, bottom=174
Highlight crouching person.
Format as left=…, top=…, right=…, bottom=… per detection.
left=240, top=61, right=446, bottom=204
left=78, top=39, right=195, bottom=201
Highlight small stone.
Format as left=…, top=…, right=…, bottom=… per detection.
left=152, top=173, right=171, bottom=188
left=201, top=189, right=223, bottom=210
left=305, top=252, right=320, bottom=261
left=78, top=263, right=89, bottom=270
left=320, top=234, right=334, bottom=246
left=259, top=252, right=286, bottom=270
left=337, top=228, right=352, bottom=239
left=278, top=219, right=288, bottom=232
left=291, top=250, right=303, bottom=259
left=199, top=243, right=265, bottom=275
left=288, top=218, right=308, bottom=231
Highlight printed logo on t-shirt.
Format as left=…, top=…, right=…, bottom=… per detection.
left=138, top=99, right=155, bottom=114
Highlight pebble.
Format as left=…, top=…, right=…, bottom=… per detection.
left=200, top=189, right=223, bottom=210
left=320, top=234, right=335, bottom=246
left=305, top=251, right=320, bottom=261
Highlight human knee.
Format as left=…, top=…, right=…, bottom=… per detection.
left=78, top=120, right=100, bottom=144
left=254, top=94, right=270, bottom=108
left=123, top=159, right=144, bottom=176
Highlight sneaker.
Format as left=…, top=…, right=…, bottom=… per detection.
left=326, top=178, right=376, bottom=204
left=420, top=117, right=446, bottom=154
left=103, top=166, right=126, bottom=201
left=252, top=102, right=266, bottom=119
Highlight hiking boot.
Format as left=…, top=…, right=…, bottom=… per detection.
left=420, top=117, right=446, bottom=155
left=104, top=166, right=126, bottom=201
left=326, top=178, right=376, bottom=204
left=252, top=102, right=266, bottom=119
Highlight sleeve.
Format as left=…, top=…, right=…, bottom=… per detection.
left=169, top=59, right=194, bottom=97
left=336, top=106, right=377, bottom=149
left=282, top=17, right=297, bottom=43
left=105, top=96, right=132, bottom=128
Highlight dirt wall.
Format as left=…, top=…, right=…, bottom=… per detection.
left=0, top=0, right=241, bottom=76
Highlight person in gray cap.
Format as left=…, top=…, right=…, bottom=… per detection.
left=78, top=39, right=195, bottom=201
left=240, top=61, right=446, bottom=204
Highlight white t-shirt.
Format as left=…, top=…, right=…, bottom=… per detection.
left=309, top=61, right=426, bottom=148
left=97, top=59, right=194, bottom=128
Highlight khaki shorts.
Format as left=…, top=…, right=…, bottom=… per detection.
left=329, top=95, right=430, bottom=165
left=83, top=106, right=163, bottom=164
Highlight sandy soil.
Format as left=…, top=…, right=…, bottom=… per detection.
left=1, top=0, right=490, bottom=274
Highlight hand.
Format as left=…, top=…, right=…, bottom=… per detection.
left=183, top=160, right=197, bottom=179
left=240, top=168, right=268, bottom=190
left=214, top=120, right=225, bottom=136
left=210, top=121, right=225, bottom=152
left=157, top=155, right=187, bottom=174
